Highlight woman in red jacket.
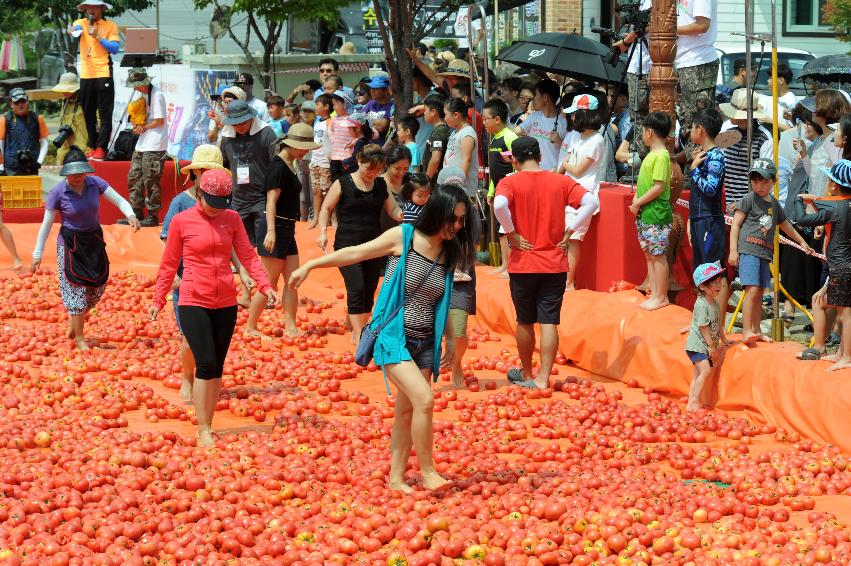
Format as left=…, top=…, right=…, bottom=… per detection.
left=149, top=169, right=277, bottom=446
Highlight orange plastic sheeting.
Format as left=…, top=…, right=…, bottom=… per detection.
left=4, top=223, right=851, bottom=454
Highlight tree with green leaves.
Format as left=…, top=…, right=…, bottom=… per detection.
left=825, top=0, right=851, bottom=43
left=372, top=0, right=465, bottom=117
left=193, top=0, right=353, bottom=89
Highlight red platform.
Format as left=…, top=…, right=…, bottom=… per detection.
left=3, top=160, right=190, bottom=225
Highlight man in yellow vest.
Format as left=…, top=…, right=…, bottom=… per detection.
left=70, top=0, right=119, bottom=161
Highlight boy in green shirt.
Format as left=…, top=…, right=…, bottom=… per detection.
left=628, top=111, right=673, bottom=310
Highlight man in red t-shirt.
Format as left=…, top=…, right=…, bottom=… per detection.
left=493, top=136, right=598, bottom=389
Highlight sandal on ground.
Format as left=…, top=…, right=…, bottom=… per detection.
left=507, top=367, right=524, bottom=384
left=825, top=333, right=841, bottom=348
left=798, top=347, right=826, bottom=360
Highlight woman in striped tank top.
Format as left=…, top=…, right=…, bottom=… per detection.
left=290, top=185, right=475, bottom=493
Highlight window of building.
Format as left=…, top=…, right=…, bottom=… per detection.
left=785, top=0, right=833, bottom=33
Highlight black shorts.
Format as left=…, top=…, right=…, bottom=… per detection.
left=827, top=264, right=851, bottom=307
left=508, top=272, right=567, bottom=325
left=690, top=216, right=727, bottom=269
left=240, top=210, right=264, bottom=247
left=256, top=217, right=298, bottom=259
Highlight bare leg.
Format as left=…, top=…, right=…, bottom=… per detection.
left=70, top=314, right=89, bottom=350
left=0, top=220, right=22, bottom=270
left=387, top=387, right=414, bottom=493
left=516, top=323, right=536, bottom=380
left=642, top=254, right=670, bottom=310
left=808, top=299, right=829, bottom=354
left=491, top=235, right=509, bottom=276
left=742, top=286, right=759, bottom=343
left=179, top=337, right=194, bottom=403
left=245, top=257, right=285, bottom=340
left=687, top=360, right=711, bottom=411
left=718, top=278, right=731, bottom=321
left=280, top=255, right=300, bottom=337
left=385, top=362, right=447, bottom=490
left=350, top=313, right=369, bottom=346
left=450, top=311, right=467, bottom=386
left=639, top=251, right=654, bottom=308
left=306, top=184, right=324, bottom=230
left=533, top=324, right=559, bottom=388
left=827, top=308, right=851, bottom=372
left=565, top=240, right=581, bottom=291
left=193, top=378, right=222, bottom=447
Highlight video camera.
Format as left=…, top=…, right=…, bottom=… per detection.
left=592, top=0, right=652, bottom=65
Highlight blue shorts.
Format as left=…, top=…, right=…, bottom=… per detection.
left=172, top=289, right=183, bottom=334
left=405, top=335, right=435, bottom=371
left=686, top=350, right=711, bottom=365
left=690, top=216, right=727, bottom=268
left=738, top=253, right=771, bottom=288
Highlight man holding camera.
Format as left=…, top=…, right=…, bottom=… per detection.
left=70, top=0, right=119, bottom=161
left=52, top=72, right=88, bottom=165
left=0, top=88, right=49, bottom=176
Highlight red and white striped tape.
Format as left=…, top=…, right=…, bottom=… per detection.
left=675, top=198, right=827, bottom=260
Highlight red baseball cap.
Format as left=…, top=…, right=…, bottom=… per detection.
left=199, top=169, right=233, bottom=209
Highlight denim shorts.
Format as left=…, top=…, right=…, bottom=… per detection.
left=738, top=253, right=771, bottom=288
left=405, top=335, right=435, bottom=371
left=686, top=350, right=711, bottom=366
left=172, top=289, right=183, bottom=334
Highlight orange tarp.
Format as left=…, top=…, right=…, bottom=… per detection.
left=3, top=222, right=850, bottom=453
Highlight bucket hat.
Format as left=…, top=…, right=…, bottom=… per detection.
left=823, top=159, right=851, bottom=188
left=280, top=123, right=321, bottom=150
left=300, top=100, right=317, bottom=112
left=222, top=100, right=256, bottom=125
left=331, top=89, right=355, bottom=106
left=720, top=89, right=764, bottom=120
left=198, top=169, right=233, bottom=209
left=180, top=144, right=228, bottom=175
left=693, top=261, right=725, bottom=287
left=60, top=147, right=96, bottom=176
left=77, top=0, right=112, bottom=10
left=126, top=67, right=152, bottom=88
left=52, top=72, right=81, bottom=94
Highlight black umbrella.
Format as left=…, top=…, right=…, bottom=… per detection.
left=496, top=32, right=625, bottom=83
left=800, top=54, right=851, bottom=91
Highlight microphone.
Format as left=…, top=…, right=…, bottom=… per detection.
left=88, top=14, right=94, bottom=30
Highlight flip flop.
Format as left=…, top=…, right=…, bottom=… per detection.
left=797, top=347, right=826, bottom=360
left=507, top=367, right=524, bottom=384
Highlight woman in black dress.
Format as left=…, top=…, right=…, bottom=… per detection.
left=317, top=144, right=403, bottom=343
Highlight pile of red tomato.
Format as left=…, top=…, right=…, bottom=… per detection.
left=0, top=270, right=847, bottom=565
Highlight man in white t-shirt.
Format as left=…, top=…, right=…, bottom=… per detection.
left=123, top=68, right=168, bottom=228
left=516, top=79, right=568, bottom=171
left=675, top=0, right=720, bottom=138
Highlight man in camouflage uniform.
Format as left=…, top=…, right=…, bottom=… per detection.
left=122, top=68, right=168, bottom=227
left=675, top=0, right=719, bottom=162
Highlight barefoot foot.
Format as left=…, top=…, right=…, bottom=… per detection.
left=244, top=328, right=273, bottom=341
left=826, top=358, right=851, bottom=372
left=422, top=471, right=451, bottom=490
left=197, top=428, right=215, bottom=447
left=640, top=297, right=670, bottom=311
left=74, top=337, right=90, bottom=351
left=180, top=383, right=193, bottom=404
left=284, top=325, right=300, bottom=338
left=823, top=352, right=841, bottom=362
left=388, top=480, right=414, bottom=494
left=12, top=260, right=23, bottom=271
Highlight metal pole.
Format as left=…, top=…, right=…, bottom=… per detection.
left=744, top=0, right=752, bottom=167
left=156, top=0, right=161, bottom=51
left=769, top=0, right=783, bottom=342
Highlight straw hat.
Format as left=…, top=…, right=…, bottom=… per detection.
left=280, top=123, right=321, bottom=150
left=53, top=72, right=80, bottom=94
left=438, top=51, right=456, bottom=63
left=719, top=89, right=765, bottom=121
left=437, top=59, right=472, bottom=79
left=180, top=144, right=228, bottom=175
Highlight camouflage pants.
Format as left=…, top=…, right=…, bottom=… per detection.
left=627, top=72, right=651, bottom=157
left=675, top=59, right=719, bottom=135
left=127, top=150, right=167, bottom=213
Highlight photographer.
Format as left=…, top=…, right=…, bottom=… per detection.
left=0, top=88, right=49, bottom=176
left=612, top=0, right=651, bottom=153
left=52, top=73, right=88, bottom=165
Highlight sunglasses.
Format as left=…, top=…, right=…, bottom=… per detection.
left=319, top=68, right=335, bottom=73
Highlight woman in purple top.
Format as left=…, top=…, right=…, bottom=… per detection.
left=30, top=147, right=140, bottom=350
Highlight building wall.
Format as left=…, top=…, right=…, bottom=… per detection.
left=544, top=0, right=584, bottom=34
